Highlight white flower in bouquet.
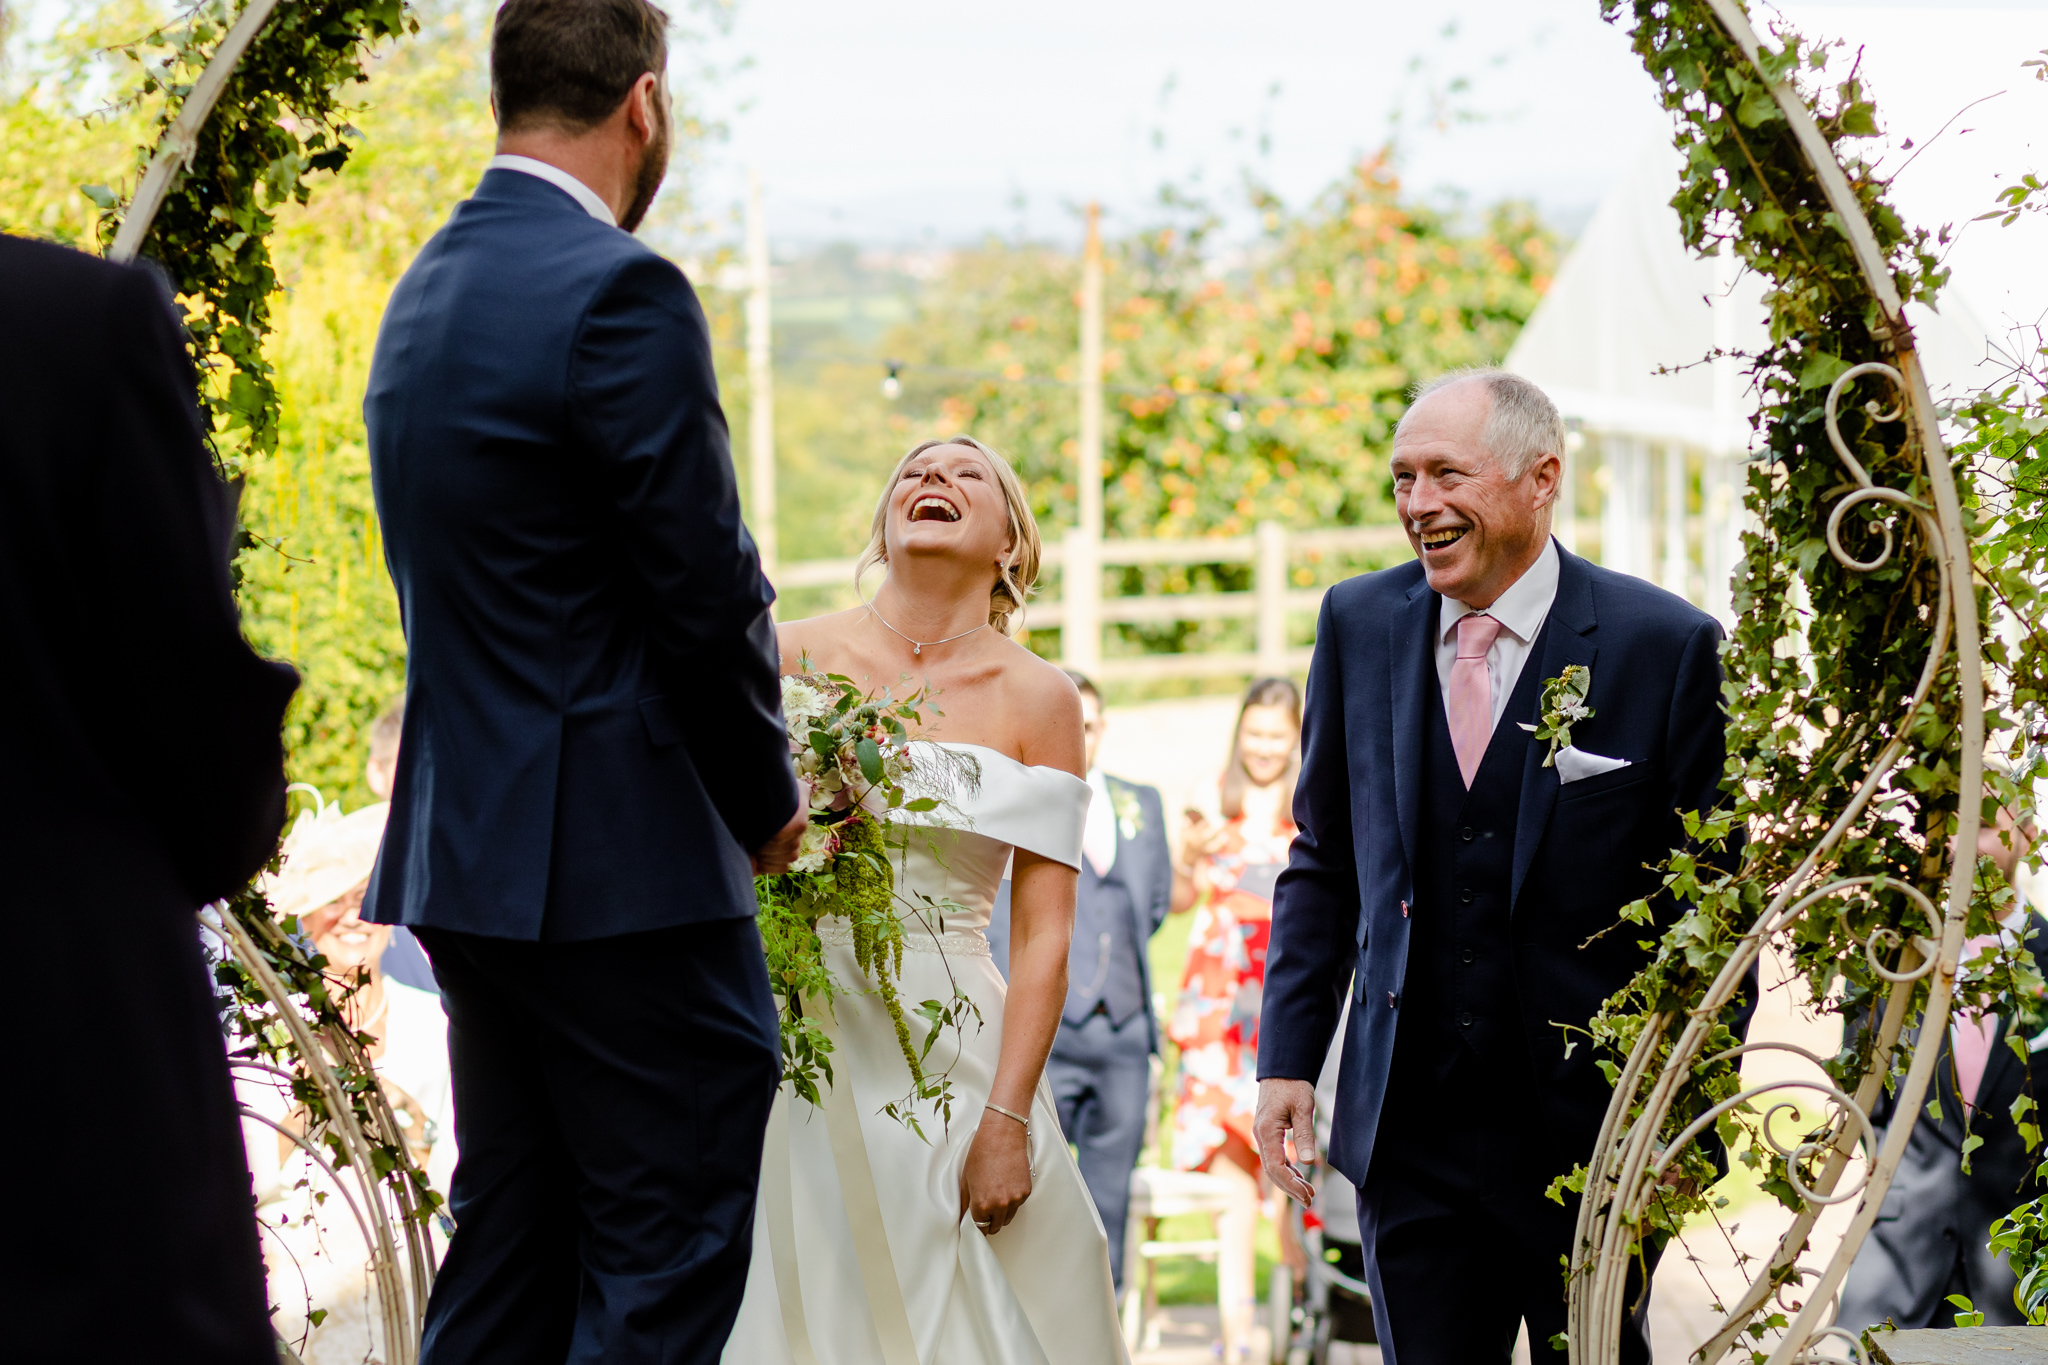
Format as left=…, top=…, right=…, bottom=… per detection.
left=780, top=675, right=837, bottom=727
left=790, top=821, right=837, bottom=875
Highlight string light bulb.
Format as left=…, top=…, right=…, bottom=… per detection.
left=880, top=360, right=903, bottom=401
left=1220, top=397, right=1246, bottom=434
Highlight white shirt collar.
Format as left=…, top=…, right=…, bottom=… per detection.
left=1439, top=537, right=1561, bottom=645
left=485, top=154, right=616, bottom=226
left=1082, top=768, right=1118, bottom=879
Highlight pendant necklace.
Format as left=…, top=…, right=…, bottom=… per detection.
left=864, top=595, right=988, bottom=656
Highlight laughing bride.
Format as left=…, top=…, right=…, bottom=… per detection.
left=722, top=436, right=1129, bottom=1365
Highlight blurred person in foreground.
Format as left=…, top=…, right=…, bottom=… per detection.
left=1254, top=370, right=1734, bottom=1364
left=1838, top=799, right=2044, bottom=1333
left=0, top=236, right=299, bottom=1355
left=360, top=0, right=804, bottom=1359
left=989, top=671, right=1182, bottom=1295
left=1168, top=676, right=1302, bottom=1358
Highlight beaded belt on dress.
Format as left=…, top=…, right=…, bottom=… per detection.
left=815, top=918, right=992, bottom=958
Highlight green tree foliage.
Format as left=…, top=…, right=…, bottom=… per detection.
left=739, top=159, right=1555, bottom=668
left=892, top=159, right=1554, bottom=541
left=237, top=3, right=497, bottom=805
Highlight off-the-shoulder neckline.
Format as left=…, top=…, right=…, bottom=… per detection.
left=905, top=738, right=1085, bottom=785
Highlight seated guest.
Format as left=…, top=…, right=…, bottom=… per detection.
left=266, top=795, right=456, bottom=1191
left=246, top=796, right=456, bottom=1361
left=1839, top=799, right=2043, bottom=1332
left=989, top=672, right=1182, bottom=1293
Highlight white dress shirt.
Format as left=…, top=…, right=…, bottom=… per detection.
left=1082, top=768, right=1118, bottom=878
left=485, top=154, right=615, bottom=226
left=1435, top=537, right=1561, bottom=731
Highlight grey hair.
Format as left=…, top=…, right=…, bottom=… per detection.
left=1396, top=368, right=1565, bottom=480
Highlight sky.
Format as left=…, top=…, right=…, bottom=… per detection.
left=689, top=2, right=2046, bottom=299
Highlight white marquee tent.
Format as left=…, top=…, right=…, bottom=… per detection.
left=1504, top=3, right=2047, bottom=621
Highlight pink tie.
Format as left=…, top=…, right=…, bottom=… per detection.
left=1955, top=933, right=2003, bottom=1112
left=1448, top=613, right=1504, bottom=788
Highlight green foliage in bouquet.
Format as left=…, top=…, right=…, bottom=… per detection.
left=1547, top=0, right=2048, bottom=1313
left=757, top=671, right=983, bottom=1137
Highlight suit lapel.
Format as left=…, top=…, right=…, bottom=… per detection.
left=1511, top=545, right=1598, bottom=911
left=1390, top=580, right=1437, bottom=882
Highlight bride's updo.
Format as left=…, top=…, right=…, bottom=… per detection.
left=854, top=435, right=1042, bottom=637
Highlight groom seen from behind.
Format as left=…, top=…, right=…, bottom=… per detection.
left=1254, top=372, right=1735, bottom=1363
left=363, top=1, right=806, bottom=1360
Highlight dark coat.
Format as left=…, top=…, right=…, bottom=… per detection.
left=1257, top=542, right=1731, bottom=1187
left=0, top=235, right=298, bottom=1362
left=363, top=169, right=797, bottom=941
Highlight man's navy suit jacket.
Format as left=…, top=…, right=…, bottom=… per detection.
left=363, top=169, right=797, bottom=942
left=1258, top=541, right=1729, bottom=1187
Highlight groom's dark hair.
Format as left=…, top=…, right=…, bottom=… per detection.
left=492, top=0, right=669, bottom=134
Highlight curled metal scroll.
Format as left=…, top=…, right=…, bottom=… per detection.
left=201, top=904, right=437, bottom=1365
left=1568, top=6, right=1986, bottom=1362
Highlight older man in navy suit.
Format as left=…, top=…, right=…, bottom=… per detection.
left=363, top=1, right=804, bottom=1360
left=1253, top=370, right=1733, bottom=1363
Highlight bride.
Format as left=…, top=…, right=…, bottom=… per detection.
left=723, top=437, right=1130, bottom=1364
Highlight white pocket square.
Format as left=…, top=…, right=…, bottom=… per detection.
left=1555, top=746, right=1632, bottom=785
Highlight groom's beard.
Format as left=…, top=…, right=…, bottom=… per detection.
left=620, top=105, right=671, bottom=235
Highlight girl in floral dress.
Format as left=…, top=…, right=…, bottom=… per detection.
left=1167, top=676, right=1301, bottom=1359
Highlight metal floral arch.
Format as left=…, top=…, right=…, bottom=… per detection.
left=1568, top=2, right=1987, bottom=1362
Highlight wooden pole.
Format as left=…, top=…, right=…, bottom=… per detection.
left=746, top=170, right=777, bottom=575
left=1254, top=521, right=1288, bottom=676
left=1065, top=204, right=1105, bottom=675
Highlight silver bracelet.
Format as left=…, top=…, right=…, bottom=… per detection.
left=984, top=1101, right=1031, bottom=1136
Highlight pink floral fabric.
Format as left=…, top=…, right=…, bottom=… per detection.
left=1167, top=814, right=1295, bottom=1172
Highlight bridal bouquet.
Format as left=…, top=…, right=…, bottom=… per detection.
left=757, top=669, right=980, bottom=1133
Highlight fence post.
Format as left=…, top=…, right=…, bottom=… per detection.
left=1062, top=527, right=1101, bottom=676
left=1254, top=521, right=1288, bottom=677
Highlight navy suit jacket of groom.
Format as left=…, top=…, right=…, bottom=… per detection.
left=1258, top=541, right=1731, bottom=1188
left=363, top=169, right=797, bottom=942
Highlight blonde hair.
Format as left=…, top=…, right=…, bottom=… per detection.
left=854, top=436, right=1041, bottom=636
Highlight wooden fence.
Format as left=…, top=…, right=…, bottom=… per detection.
left=773, top=522, right=1410, bottom=683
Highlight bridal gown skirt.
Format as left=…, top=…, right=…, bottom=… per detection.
left=724, top=935, right=1129, bottom=1365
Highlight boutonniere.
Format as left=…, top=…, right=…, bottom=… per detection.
left=1111, top=785, right=1145, bottom=841
left=1518, top=664, right=1595, bottom=768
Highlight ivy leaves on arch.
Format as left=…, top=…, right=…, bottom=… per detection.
left=1565, top=3, right=2048, bottom=1362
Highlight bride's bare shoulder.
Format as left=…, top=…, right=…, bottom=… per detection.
left=995, top=641, right=1085, bottom=777
left=775, top=609, right=866, bottom=676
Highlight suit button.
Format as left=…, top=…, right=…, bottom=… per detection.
left=1459, top=826, right=1475, bottom=842
left=1459, top=887, right=1474, bottom=905
left=1460, top=948, right=1475, bottom=965
left=1458, top=1011, right=1474, bottom=1027
left=1387, top=991, right=1399, bottom=1009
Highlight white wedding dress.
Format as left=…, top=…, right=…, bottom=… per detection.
left=724, top=741, right=1131, bottom=1365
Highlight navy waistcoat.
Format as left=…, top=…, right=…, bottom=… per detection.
left=1068, top=863, right=1147, bottom=1027
left=1395, top=624, right=1552, bottom=1093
